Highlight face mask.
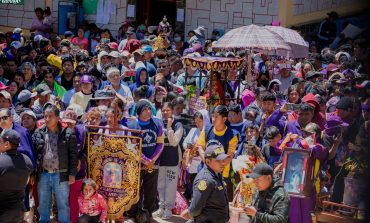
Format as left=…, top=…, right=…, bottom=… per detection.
left=144, top=36, right=149, bottom=40
left=207, top=47, right=213, bottom=53
left=260, top=79, right=269, bottom=87
left=174, top=37, right=181, bottom=43
left=215, top=35, right=220, bottom=40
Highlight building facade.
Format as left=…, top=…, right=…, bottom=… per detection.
left=0, top=0, right=368, bottom=38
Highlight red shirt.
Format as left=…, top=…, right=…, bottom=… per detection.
left=78, top=192, right=108, bottom=221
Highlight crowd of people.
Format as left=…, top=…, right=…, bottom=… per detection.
left=0, top=7, right=369, bottom=223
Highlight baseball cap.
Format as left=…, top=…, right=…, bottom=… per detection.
left=17, top=90, right=37, bottom=103
left=35, top=83, right=52, bottom=96
left=67, top=104, right=84, bottom=117
left=0, top=90, right=12, bottom=103
left=39, top=39, right=50, bottom=48
left=336, top=96, right=354, bottom=110
left=0, top=82, right=9, bottom=90
left=325, top=115, right=349, bottom=129
left=147, top=35, right=157, bottom=42
left=33, top=34, right=43, bottom=43
left=91, top=89, right=115, bottom=100
left=60, top=39, right=71, bottom=47
left=247, top=163, right=273, bottom=179
left=109, top=51, right=120, bottom=58
left=142, top=45, right=153, bottom=53
left=204, top=144, right=229, bottom=161
left=133, top=49, right=144, bottom=55
left=80, top=75, right=93, bottom=84
left=64, top=31, right=74, bottom=37
left=126, top=27, right=135, bottom=35
left=328, top=72, right=345, bottom=82
left=120, top=51, right=130, bottom=58
left=305, top=71, right=321, bottom=80
left=1, top=129, right=21, bottom=146
left=13, top=28, right=22, bottom=34
left=63, top=109, right=77, bottom=124
left=20, top=110, right=37, bottom=120
left=108, top=42, right=118, bottom=50
left=10, top=41, right=22, bottom=49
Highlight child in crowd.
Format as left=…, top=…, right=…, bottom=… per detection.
left=78, top=179, right=108, bottom=223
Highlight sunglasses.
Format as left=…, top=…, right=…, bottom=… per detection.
left=0, top=115, right=9, bottom=121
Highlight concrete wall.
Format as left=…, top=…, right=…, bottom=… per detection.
left=0, top=0, right=127, bottom=37
left=279, top=0, right=370, bottom=27
left=185, top=0, right=279, bottom=38
left=292, top=0, right=364, bottom=16
left=0, top=0, right=45, bottom=32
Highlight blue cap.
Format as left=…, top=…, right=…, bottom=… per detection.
left=1, top=129, right=21, bottom=146
left=142, top=45, right=153, bottom=53
left=64, top=31, right=74, bottom=37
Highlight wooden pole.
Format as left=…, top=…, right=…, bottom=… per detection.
left=246, top=49, right=252, bottom=83
left=112, top=101, right=119, bottom=134
left=209, top=67, right=213, bottom=113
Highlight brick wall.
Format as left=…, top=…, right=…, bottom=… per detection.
left=185, top=0, right=279, bottom=38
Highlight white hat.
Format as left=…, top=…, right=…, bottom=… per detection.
left=10, top=41, right=22, bottom=49
left=194, top=26, right=206, bottom=37
left=135, top=61, right=146, bottom=70
left=67, top=104, right=84, bottom=117
left=13, top=28, right=22, bottom=34
left=20, top=110, right=37, bottom=120
left=109, top=51, right=120, bottom=58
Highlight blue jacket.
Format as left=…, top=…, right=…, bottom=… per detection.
left=12, top=123, right=36, bottom=168
left=129, top=67, right=154, bottom=98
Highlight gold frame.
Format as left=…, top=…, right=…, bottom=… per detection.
left=87, top=132, right=142, bottom=220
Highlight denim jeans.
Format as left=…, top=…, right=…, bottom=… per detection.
left=38, top=172, right=70, bottom=223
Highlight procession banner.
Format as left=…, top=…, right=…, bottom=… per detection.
left=188, top=95, right=207, bottom=115
left=88, top=132, right=142, bottom=220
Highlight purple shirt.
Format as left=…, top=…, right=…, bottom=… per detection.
left=266, top=109, right=302, bottom=137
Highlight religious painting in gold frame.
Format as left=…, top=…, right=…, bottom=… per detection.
left=87, top=132, right=142, bottom=220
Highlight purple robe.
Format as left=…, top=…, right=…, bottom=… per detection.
left=288, top=143, right=328, bottom=223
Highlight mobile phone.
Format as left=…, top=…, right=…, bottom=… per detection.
left=101, top=38, right=110, bottom=44
left=286, top=103, right=300, bottom=112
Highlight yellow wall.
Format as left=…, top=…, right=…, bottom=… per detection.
left=0, top=26, right=31, bottom=36
left=278, top=0, right=370, bottom=27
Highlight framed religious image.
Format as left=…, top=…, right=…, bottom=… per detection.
left=281, top=148, right=315, bottom=198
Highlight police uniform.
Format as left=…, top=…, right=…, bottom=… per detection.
left=188, top=145, right=229, bottom=223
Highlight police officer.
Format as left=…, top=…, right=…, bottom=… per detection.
left=244, top=163, right=290, bottom=223
left=182, top=144, right=229, bottom=223
left=0, top=129, right=33, bottom=222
